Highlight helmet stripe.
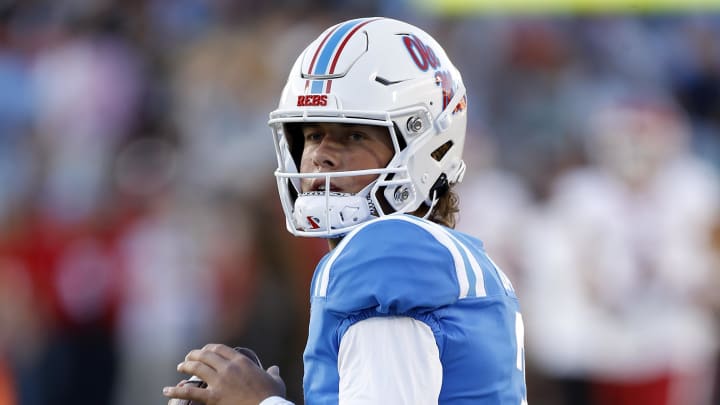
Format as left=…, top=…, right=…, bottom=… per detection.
left=310, top=19, right=363, bottom=93
left=325, top=17, right=382, bottom=93
left=309, top=18, right=379, bottom=94
left=305, top=23, right=341, bottom=92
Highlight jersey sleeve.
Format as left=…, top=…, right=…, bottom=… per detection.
left=338, top=316, right=442, bottom=404
left=321, top=216, right=461, bottom=316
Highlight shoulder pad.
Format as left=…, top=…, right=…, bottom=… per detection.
left=315, top=216, right=463, bottom=315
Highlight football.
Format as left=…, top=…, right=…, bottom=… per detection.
left=168, top=347, right=263, bottom=405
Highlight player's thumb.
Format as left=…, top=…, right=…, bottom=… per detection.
left=267, top=365, right=281, bottom=378
left=267, top=365, right=287, bottom=396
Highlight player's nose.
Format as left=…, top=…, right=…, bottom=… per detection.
left=312, top=136, right=341, bottom=169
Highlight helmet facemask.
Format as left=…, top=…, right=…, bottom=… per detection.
left=270, top=110, right=426, bottom=238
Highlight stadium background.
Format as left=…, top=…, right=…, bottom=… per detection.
left=0, top=0, right=719, bottom=404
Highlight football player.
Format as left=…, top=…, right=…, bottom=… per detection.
left=164, top=17, right=527, bottom=405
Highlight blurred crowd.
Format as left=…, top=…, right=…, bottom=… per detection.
left=0, top=1, right=719, bottom=405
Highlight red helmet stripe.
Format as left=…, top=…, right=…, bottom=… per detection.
left=325, top=17, right=382, bottom=93
left=304, top=24, right=341, bottom=92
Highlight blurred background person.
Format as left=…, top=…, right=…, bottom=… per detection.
left=520, top=93, right=720, bottom=405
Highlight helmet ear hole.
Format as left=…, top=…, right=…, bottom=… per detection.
left=431, top=140, right=454, bottom=162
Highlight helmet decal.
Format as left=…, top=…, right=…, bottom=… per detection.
left=304, top=17, right=382, bottom=94
left=296, top=94, right=328, bottom=107
left=306, top=216, right=321, bottom=229
left=434, top=70, right=455, bottom=111
left=402, top=33, right=462, bottom=114
left=402, top=34, right=440, bottom=72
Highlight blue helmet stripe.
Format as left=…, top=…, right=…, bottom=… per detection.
left=310, top=18, right=367, bottom=94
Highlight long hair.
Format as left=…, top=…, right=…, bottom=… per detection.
left=413, top=184, right=460, bottom=228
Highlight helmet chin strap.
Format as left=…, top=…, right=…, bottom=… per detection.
left=421, top=190, right=439, bottom=220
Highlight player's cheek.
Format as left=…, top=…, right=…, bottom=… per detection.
left=356, top=174, right=379, bottom=191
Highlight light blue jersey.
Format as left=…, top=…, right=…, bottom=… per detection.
left=303, top=214, right=527, bottom=404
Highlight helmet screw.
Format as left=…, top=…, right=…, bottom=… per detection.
left=407, top=116, right=423, bottom=133
left=394, top=187, right=410, bottom=202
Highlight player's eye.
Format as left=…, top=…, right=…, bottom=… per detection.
left=348, top=132, right=365, bottom=142
left=304, top=132, right=323, bottom=142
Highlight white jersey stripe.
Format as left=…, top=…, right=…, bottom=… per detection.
left=445, top=231, right=487, bottom=297
left=487, top=255, right=515, bottom=293
left=380, top=215, right=470, bottom=298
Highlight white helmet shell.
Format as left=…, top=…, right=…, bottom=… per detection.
left=269, top=17, right=467, bottom=237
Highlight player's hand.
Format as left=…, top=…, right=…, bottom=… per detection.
left=163, top=343, right=286, bottom=405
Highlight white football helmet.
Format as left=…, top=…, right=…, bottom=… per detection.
left=268, top=17, right=468, bottom=237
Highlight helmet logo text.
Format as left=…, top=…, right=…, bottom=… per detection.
left=297, top=95, right=328, bottom=107
left=402, top=34, right=440, bottom=72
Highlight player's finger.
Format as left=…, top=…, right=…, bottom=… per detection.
left=200, top=343, right=238, bottom=360
left=177, top=360, right=215, bottom=381
left=185, top=348, right=227, bottom=371
left=266, top=365, right=286, bottom=397
left=163, top=383, right=209, bottom=403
